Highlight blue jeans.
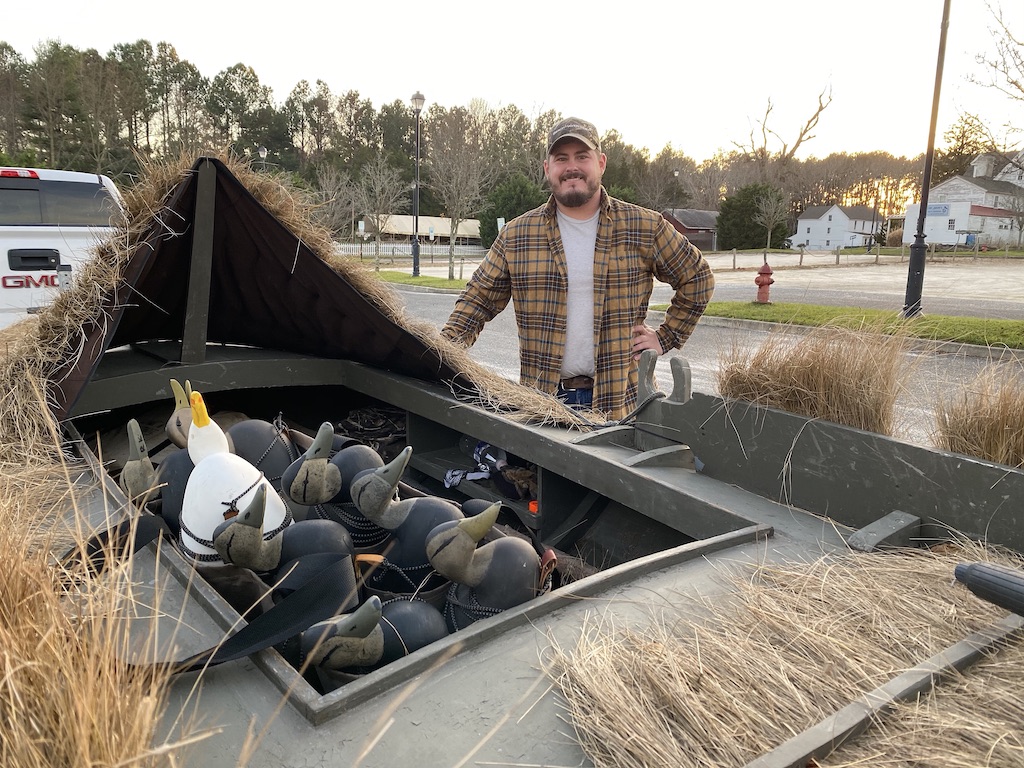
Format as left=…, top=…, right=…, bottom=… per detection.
left=557, top=385, right=593, bottom=409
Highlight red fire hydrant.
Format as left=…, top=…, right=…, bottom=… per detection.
left=754, top=262, right=774, bottom=303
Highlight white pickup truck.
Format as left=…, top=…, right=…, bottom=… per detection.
left=0, top=167, right=124, bottom=329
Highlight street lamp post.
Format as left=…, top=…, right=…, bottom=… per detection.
left=257, top=145, right=267, bottom=172
left=411, top=91, right=425, bottom=277
left=901, top=0, right=951, bottom=318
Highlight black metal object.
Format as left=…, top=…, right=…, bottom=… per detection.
left=8, top=248, right=59, bottom=270
left=955, top=561, right=1024, bottom=616
left=902, top=0, right=951, bottom=319
left=411, top=93, right=423, bottom=278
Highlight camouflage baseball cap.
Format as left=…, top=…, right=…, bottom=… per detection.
left=547, top=117, right=601, bottom=155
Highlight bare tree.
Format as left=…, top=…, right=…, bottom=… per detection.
left=425, top=105, right=494, bottom=279
left=734, top=86, right=834, bottom=187
left=688, top=154, right=730, bottom=211
left=352, top=155, right=410, bottom=269
left=312, top=164, right=359, bottom=240
left=974, top=3, right=1024, bottom=109
left=752, top=188, right=790, bottom=259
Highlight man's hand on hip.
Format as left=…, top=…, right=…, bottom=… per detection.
left=631, top=325, right=663, bottom=359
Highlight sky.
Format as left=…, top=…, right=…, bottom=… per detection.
left=5, top=0, right=1022, bottom=163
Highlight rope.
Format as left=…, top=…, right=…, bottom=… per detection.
left=444, top=583, right=503, bottom=631
left=220, top=473, right=265, bottom=517
left=315, top=502, right=391, bottom=549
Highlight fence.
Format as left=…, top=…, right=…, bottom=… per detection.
left=334, top=241, right=487, bottom=263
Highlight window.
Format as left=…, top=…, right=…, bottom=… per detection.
left=827, top=227, right=831, bottom=234
left=826, top=240, right=830, bottom=247
left=806, top=227, right=810, bottom=234
left=828, top=214, right=832, bottom=221
left=0, top=180, right=116, bottom=226
left=948, top=219, right=956, bottom=231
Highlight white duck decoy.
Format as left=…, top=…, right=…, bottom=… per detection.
left=119, top=417, right=158, bottom=504
left=167, top=379, right=249, bottom=450
left=425, top=501, right=541, bottom=631
left=179, top=445, right=291, bottom=567
left=187, top=390, right=231, bottom=466
left=348, top=447, right=463, bottom=583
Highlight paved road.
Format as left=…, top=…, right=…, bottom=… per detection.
left=390, top=252, right=1024, bottom=448
left=684, top=252, right=1024, bottom=320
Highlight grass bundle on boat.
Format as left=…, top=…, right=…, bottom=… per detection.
left=716, top=323, right=913, bottom=436
left=935, top=360, right=1024, bottom=468
left=546, top=542, right=1024, bottom=767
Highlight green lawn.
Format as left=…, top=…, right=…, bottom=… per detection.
left=373, top=270, right=1024, bottom=350
left=694, top=301, right=1024, bottom=350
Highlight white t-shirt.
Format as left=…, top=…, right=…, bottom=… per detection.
left=556, top=209, right=599, bottom=378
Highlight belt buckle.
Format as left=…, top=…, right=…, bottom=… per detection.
left=561, top=375, right=593, bottom=391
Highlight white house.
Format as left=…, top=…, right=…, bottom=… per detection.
left=791, top=204, right=881, bottom=250
left=901, top=153, right=1024, bottom=248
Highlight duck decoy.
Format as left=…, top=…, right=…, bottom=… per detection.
left=167, top=379, right=247, bottom=450
left=302, top=595, right=448, bottom=674
left=212, top=484, right=354, bottom=572
left=179, top=450, right=292, bottom=567
left=165, top=378, right=193, bottom=450
left=302, top=595, right=384, bottom=671
left=349, top=446, right=462, bottom=595
left=425, top=502, right=541, bottom=631
left=280, top=422, right=389, bottom=549
left=212, top=484, right=359, bottom=610
left=155, top=396, right=303, bottom=538
left=227, top=416, right=305, bottom=494
left=187, top=390, right=230, bottom=466
left=280, top=422, right=350, bottom=506
left=119, top=418, right=158, bottom=504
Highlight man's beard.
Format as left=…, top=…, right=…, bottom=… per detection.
left=553, top=174, right=599, bottom=208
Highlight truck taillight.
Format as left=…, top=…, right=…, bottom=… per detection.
left=0, top=169, right=40, bottom=179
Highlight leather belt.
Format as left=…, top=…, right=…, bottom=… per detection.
left=559, top=375, right=594, bottom=391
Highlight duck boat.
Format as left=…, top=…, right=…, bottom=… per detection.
left=40, top=157, right=1024, bottom=767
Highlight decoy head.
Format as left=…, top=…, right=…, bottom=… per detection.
left=119, top=417, right=158, bottom=502
left=302, top=595, right=385, bottom=670
left=282, top=422, right=342, bottom=506
left=212, top=484, right=282, bottom=572
left=349, top=446, right=412, bottom=526
left=426, top=501, right=500, bottom=586
left=166, top=378, right=193, bottom=449
left=187, top=389, right=230, bottom=465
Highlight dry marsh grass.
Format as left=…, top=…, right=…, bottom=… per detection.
left=934, top=361, right=1024, bottom=468
left=0, top=461, right=198, bottom=767
left=716, top=323, right=914, bottom=435
left=547, top=542, right=1024, bottom=768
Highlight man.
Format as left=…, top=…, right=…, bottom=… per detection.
left=441, top=117, right=714, bottom=420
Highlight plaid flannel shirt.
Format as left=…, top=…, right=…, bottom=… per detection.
left=442, top=189, right=715, bottom=419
